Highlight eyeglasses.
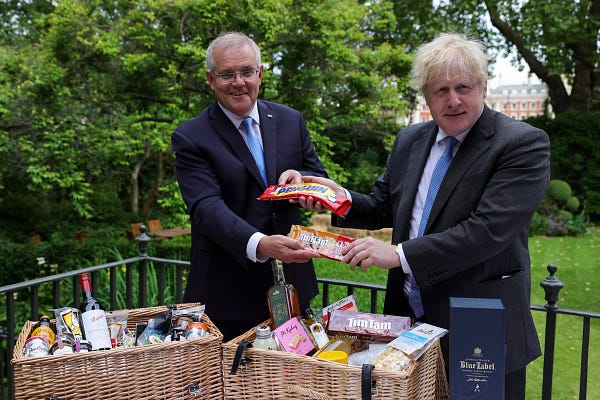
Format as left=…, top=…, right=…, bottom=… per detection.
left=211, top=69, right=259, bottom=82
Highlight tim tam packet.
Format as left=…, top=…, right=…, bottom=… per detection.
left=326, top=310, right=412, bottom=342
left=288, top=225, right=355, bottom=261
left=258, top=183, right=351, bottom=217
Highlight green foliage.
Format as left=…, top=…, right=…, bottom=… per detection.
left=534, top=179, right=589, bottom=237
left=528, top=111, right=600, bottom=221
left=565, top=196, right=580, bottom=212
left=546, top=179, right=571, bottom=203
left=529, top=213, right=548, bottom=237
left=0, top=0, right=413, bottom=239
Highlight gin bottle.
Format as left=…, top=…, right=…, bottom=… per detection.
left=266, top=259, right=301, bottom=328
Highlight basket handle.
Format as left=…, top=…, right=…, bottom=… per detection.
left=230, top=340, right=252, bottom=374
left=361, top=364, right=375, bottom=400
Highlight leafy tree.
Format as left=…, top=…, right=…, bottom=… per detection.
left=388, top=0, right=600, bottom=115
left=0, top=0, right=413, bottom=235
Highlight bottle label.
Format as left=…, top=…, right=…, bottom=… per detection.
left=30, top=325, right=56, bottom=345
left=310, top=323, right=330, bottom=348
left=268, top=286, right=290, bottom=328
left=81, top=309, right=112, bottom=350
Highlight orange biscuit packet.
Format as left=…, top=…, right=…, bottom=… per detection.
left=288, top=225, right=355, bottom=261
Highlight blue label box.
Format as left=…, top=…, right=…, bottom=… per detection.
left=450, top=297, right=505, bottom=400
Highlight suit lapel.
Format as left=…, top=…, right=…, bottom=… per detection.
left=209, top=103, right=268, bottom=188
left=394, top=128, right=437, bottom=240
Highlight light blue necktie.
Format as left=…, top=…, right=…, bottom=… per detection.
left=242, top=116, right=267, bottom=185
left=409, top=136, right=459, bottom=318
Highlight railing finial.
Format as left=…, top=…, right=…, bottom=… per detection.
left=135, top=224, right=151, bottom=256
left=540, top=263, right=564, bottom=310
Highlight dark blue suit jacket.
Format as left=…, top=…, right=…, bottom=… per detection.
left=172, top=99, right=327, bottom=323
left=334, top=106, right=549, bottom=373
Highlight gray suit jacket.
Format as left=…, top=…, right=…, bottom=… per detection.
left=334, top=106, right=550, bottom=373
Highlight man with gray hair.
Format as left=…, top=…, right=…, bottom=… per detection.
left=172, top=32, right=327, bottom=341
left=293, top=32, right=549, bottom=398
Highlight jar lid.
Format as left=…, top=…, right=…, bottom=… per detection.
left=255, top=325, right=272, bottom=338
left=317, top=350, right=349, bottom=364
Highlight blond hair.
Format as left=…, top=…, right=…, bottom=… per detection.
left=410, top=32, right=488, bottom=92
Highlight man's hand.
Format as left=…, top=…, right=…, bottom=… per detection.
left=278, top=169, right=303, bottom=185
left=341, top=237, right=400, bottom=271
left=257, top=235, right=321, bottom=263
left=297, top=175, right=346, bottom=212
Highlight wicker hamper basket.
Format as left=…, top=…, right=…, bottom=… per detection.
left=12, top=303, right=224, bottom=400
left=222, top=322, right=449, bottom=400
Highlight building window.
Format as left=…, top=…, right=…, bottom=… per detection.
left=531, top=102, right=536, bottom=109
left=522, top=102, right=527, bottom=109
left=512, top=103, right=517, bottom=110
left=503, top=103, right=507, bottom=110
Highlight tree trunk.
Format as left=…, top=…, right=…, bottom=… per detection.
left=142, top=152, right=164, bottom=215
left=131, top=147, right=151, bottom=214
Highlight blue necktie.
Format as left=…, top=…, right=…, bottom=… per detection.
left=242, top=116, right=267, bottom=185
left=409, top=136, right=459, bottom=318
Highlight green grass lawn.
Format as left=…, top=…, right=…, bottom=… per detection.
left=310, top=229, right=600, bottom=399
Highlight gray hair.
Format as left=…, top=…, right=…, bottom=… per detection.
left=410, top=32, right=488, bottom=92
left=206, top=32, right=261, bottom=72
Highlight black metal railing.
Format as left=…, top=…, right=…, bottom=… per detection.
left=1, top=228, right=598, bottom=400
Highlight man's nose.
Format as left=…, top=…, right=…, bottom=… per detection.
left=448, top=90, right=461, bottom=106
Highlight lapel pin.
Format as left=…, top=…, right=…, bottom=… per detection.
left=267, top=114, right=273, bottom=118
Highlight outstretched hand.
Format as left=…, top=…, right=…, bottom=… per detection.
left=341, top=237, right=400, bottom=272
left=297, top=175, right=346, bottom=212
left=257, top=235, right=321, bottom=263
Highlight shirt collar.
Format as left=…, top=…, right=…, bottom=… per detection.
left=218, top=102, right=260, bottom=128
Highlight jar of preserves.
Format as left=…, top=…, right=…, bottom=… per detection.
left=252, top=325, right=278, bottom=350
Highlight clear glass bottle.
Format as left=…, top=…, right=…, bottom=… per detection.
left=266, top=259, right=301, bottom=328
left=78, top=273, right=112, bottom=350
left=302, top=307, right=329, bottom=350
left=252, top=325, right=278, bottom=350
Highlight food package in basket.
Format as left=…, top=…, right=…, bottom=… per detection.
left=11, top=303, right=224, bottom=400
left=326, top=309, right=412, bottom=342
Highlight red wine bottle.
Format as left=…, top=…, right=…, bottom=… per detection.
left=78, top=273, right=111, bottom=350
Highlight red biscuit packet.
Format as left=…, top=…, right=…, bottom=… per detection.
left=258, top=183, right=351, bottom=217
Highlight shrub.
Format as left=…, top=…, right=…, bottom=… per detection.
left=532, top=179, right=589, bottom=236
left=527, top=111, right=600, bottom=221
left=546, top=179, right=572, bottom=204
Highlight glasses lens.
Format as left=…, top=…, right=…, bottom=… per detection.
left=215, top=70, right=257, bottom=82
left=219, top=72, right=234, bottom=81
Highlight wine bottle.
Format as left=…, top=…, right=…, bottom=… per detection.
left=266, top=259, right=301, bottom=328
left=301, top=307, right=329, bottom=350
left=78, top=273, right=112, bottom=350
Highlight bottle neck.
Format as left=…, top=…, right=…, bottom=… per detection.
left=271, top=260, right=286, bottom=285
left=79, top=274, right=93, bottom=296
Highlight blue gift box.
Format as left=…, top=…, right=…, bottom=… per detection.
left=450, top=297, right=505, bottom=400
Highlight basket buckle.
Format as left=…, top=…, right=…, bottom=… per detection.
left=188, top=382, right=202, bottom=396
